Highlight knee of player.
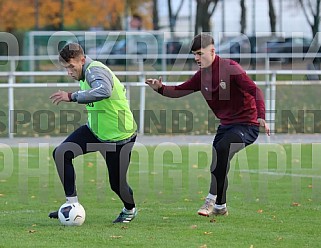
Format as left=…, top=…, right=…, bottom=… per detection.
left=110, top=183, right=121, bottom=195
left=214, top=143, right=230, bottom=155
left=52, top=147, right=58, bottom=161
left=53, top=144, right=75, bottom=162
left=110, top=182, right=131, bottom=196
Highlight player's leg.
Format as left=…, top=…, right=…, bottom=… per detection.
left=49, top=125, right=100, bottom=219
left=211, top=131, right=244, bottom=215
left=197, top=129, right=224, bottom=216
left=100, top=135, right=137, bottom=223
left=212, top=125, right=259, bottom=216
left=198, top=125, right=245, bottom=217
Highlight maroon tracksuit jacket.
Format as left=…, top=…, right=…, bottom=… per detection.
left=158, top=55, right=265, bottom=126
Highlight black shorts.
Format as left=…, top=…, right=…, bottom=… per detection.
left=213, top=124, right=259, bottom=147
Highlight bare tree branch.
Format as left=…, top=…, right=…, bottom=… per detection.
left=174, top=0, right=185, bottom=19
left=307, top=0, right=315, bottom=16
left=209, top=0, right=219, bottom=17
left=168, top=0, right=185, bottom=32
left=298, top=0, right=313, bottom=26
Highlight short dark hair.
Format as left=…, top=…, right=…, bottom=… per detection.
left=191, top=33, right=214, bottom=51
left=59, top=43, right=84, bottom=63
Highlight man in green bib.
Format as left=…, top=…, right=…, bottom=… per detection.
left=49, top=43, right=137, bottom=223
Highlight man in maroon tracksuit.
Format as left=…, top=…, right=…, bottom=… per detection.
left=146, top=33, right=270, bottom=217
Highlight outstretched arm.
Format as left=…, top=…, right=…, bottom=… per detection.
left=50, top=66, right=113, bottom=105
left=145, top=72, right=201, bottom=98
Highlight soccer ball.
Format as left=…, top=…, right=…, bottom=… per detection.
left=58, top=202, right=86, bottom=226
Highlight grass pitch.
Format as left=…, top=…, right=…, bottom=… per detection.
left=0, top=143, right=321, bottom=247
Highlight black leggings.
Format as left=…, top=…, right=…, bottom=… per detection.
left=53, top=125, right=136, bottom=210
left=210, top=124, right=259, bottom=204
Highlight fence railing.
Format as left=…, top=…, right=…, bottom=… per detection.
left=1, top=54, right=321, bottom=138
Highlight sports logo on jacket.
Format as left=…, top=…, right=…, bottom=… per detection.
left=219, top=80, right=226, bottom=90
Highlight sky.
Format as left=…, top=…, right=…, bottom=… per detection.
left=157, top=0, right=310, bottom=42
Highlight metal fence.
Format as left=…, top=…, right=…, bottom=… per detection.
left=1, top=54, right=321, bottom=138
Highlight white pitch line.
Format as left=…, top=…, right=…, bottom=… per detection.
left=237, top=169, right=321, bottom=179
left=0, top=209, right=41, bottom=214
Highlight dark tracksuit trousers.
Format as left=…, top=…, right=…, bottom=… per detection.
left=53, top=125, right=136, bottom=210
left=210, top=124, right=259, bottom=205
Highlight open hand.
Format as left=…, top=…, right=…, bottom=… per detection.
left=49, top=90, right=70, bottom=105
left=145, top=76, right=163, bottom=91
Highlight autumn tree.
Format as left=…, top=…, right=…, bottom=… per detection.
left=38, top=0, right=126, bottom=30
left=0, top=0, right=34, bottom=32
left=0, top=0, right=147, bottom=31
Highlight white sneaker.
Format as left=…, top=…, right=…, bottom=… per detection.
left=213, top=207, right=228, bottom=216
left=197, top=198, right=215, bottom=217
